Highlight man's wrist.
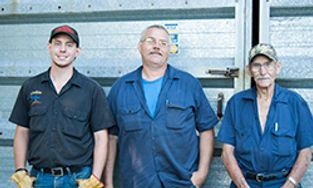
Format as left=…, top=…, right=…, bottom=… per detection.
left=288, top=176, right=298, bottom=187
left=196, top=167, right=209, bottom=178
left=91, top=174, right=100, bottom=180
left=14, top=168, right=28, bottom=173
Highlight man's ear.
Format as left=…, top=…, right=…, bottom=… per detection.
left=75, top=47, right=81, bottom=57
left=137, top=42, right=142, bottom=53
left=275, top=61, right=282, bottom=74
left=245, top=64, right=252, bottom=77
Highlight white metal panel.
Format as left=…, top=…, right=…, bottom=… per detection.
left=259, top=0, right=270, bottom=43
left=270, top=0, right=313, bottom=6
left=0, top=0, right=235, bottom=15
left=0, top=19, right=236, bottom=78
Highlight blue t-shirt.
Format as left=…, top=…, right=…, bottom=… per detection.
left=142, top=76, right=164, bottom=117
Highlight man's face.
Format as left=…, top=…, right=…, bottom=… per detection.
left=249, top=55, right=281, bottom=89
left=48, top=34, right=80, bottom=68
left=138, top=28, right=170, bottom=68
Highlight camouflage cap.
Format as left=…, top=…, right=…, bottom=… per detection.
left=249, top=43, right=278, bottom=63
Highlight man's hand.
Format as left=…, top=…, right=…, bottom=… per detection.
left=191, top=170, right=207, bottom=188
left=11, top=170, right=35, bottom=188
left=238, top=177, right=250, bottom=188
left=77, top=174, right=104, bottom=188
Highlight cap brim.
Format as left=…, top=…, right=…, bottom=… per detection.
left=50, top=31, right=79, bottom=45
left=249, top=53, right=277, bottom=63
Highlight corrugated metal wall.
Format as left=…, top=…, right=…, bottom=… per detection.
left=0, top=0, right=312, bottom=187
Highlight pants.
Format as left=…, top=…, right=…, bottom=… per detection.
left=30, top=166, right=91, bottom=188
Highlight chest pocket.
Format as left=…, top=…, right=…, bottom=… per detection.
left=166, top=100, right=195, bottom=129
left=117, top=105, right=144, bottom=132
left=62, top=108, right=88, bottom=138
left=271, top=126, right=296, bottom=156
left=28, top=105, right=48, bottom=132
left=234, top=126, right=253, bottom=155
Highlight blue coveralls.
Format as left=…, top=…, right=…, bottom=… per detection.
left=108, top=65, right=218, bottom=188
left=218, top=84, right=313, bottom=188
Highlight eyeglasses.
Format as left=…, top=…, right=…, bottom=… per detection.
left=142, top=37, right=169, bottom=48
left=250, top=61, right=276, bottom=72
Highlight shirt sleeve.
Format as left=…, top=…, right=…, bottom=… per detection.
left=217, top=99, right=236, bottom=146
left=194, top=80, right=219, bottom=132
left=107, top=83, right=119, bottom=136
left=295, top=99, right=313, bottom=150
left=90, top=85, right=114, bottom=132
left=9, top=84, right=30, bottom=128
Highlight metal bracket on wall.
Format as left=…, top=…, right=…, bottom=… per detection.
left=206, top=67, right=239, bottom=78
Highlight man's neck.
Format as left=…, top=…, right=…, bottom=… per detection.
left=256, top=84, right=275, bottom=101
left=50, top=65, right=74, bottom=93
left=142, top=63, right=167, bottom=81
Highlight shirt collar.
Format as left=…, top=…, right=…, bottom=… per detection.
left=40, top=67, right=81, bottom=87
left=242, top=83, right=288, bottom=103
left=40, top=69, right=50, bottom=83
left=70, top=68, right=82, bottom=87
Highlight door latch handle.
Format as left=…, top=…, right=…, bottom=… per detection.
left=217, top=92, right=224, bottom=119
left=206, top=67, right=239, bottom=78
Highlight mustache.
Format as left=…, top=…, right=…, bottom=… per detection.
left=149, top=51, right=162, bottom=56
left=255, top=76, right=271, bottom=81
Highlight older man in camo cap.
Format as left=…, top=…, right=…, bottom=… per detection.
left=218, top=43, right=313, bottom=188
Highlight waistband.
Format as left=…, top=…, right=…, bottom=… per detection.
left=33, top=166, right=82, bottom=176
left=245, top=169, right=290, bottom=182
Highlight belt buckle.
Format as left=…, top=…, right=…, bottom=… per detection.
left=256, top=173, right=264, bottom=182
left=51, top=167, right=64, bottom=176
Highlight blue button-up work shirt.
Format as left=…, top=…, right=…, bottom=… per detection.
left=218, top=84, right=313, bottom=175
left=108, top=65, right=218, bottom=188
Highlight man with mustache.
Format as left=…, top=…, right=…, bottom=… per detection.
left=9, top=25, right=113, bottom=188
left=104, top=24, right=218, bottom=188
left=218, top=43, right=313, bottom=188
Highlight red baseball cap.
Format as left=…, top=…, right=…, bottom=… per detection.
left=49, top=25, right=79, bottom=47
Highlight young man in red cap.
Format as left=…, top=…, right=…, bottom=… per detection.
left=9, top=25, right=113, bottom=188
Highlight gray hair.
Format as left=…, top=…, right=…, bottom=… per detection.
left=139, top=24, right=170, bottom=42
